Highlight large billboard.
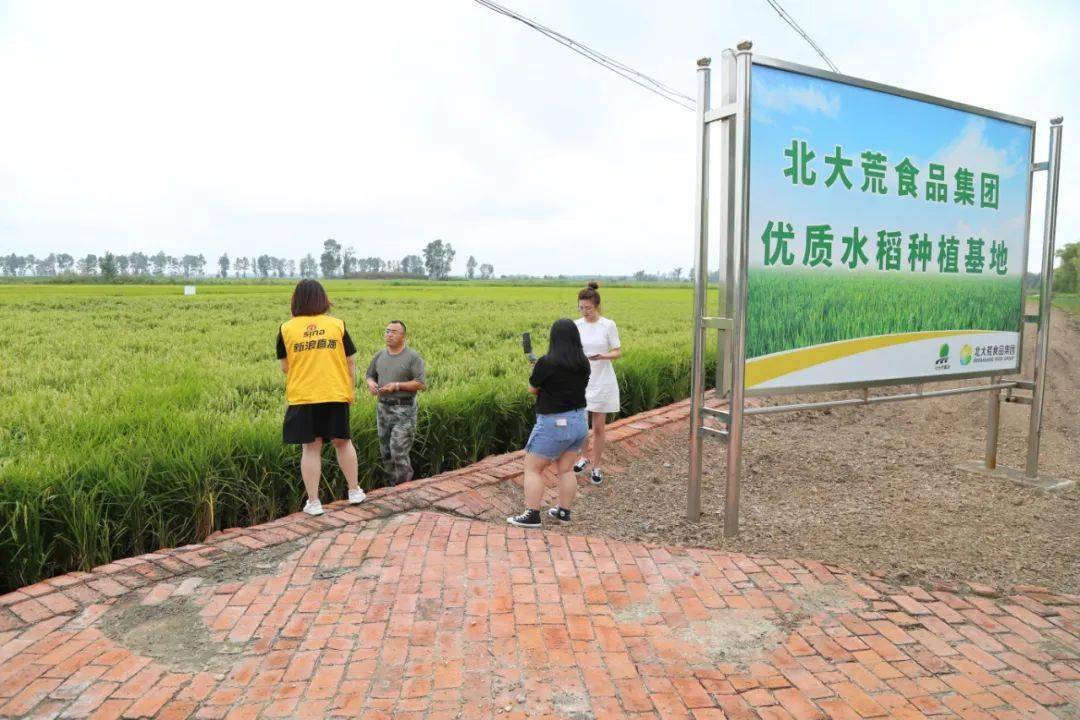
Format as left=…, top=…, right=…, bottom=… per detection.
left=745, top=59, right=1034, bottom=392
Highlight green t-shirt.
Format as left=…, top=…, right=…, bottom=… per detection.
left=366, top=347, right=426, bottom=400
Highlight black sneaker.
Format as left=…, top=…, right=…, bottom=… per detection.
left=547, top=507, right=571, bottom=522
left=507, top=509, right=542, bottom=528
left=573, top=457, right=590, bottom=473
left=590, top=468, right=604, bottom=486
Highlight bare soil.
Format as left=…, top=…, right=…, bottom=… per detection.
left=98, top=539, right=307, bottom=671
left=554, top=306, right=1080, bottom=594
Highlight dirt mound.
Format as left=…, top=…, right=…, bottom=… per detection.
left=554, top=307, right=1080, bottom=593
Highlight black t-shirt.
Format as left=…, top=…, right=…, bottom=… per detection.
left=277, top=324, right=356, bottom=359
left=529, top=356, right=589, bottom=415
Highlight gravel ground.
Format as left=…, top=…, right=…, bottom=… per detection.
left=552, top=306, right=1080, bottom=594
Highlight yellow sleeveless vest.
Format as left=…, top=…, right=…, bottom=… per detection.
left=280, top=315, right=353, bottom=404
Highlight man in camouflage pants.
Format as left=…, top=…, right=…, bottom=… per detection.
left=366, top=320, right=426, bottom=485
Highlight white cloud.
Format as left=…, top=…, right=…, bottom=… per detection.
left=935, top=118, right=1024, bottom=180
left=755, top=78, right=840, bottom=118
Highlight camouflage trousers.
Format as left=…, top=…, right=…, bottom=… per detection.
left=376, top=402, right=417, bottom=485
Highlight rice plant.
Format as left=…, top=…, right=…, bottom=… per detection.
left=0, top=281, right=708, bottom=590
left=747, top=272, right=1023, bottom=358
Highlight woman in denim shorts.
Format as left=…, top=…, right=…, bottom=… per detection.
left=507, top=318, right=591, bottom=528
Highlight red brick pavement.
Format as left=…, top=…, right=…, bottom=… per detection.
left=0, top=397, right=1077, bottom=719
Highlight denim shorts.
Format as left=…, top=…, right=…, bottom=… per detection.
left=525, top=408, right=589, bottom=460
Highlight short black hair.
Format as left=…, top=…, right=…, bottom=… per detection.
left=291, top=280, right=331, bottom=316
left=389, top=319, right=406, bottom=334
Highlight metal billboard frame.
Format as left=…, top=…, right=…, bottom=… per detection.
left=686, top=42, right=1065, bottom=535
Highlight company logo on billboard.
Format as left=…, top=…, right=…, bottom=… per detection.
left=971, top=343, right=1017, bottom=364
left=960, top=344, right=974, bottom=366
left=934, top=343, right=951, bottom=371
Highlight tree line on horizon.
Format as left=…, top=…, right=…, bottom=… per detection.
left=1052, top=242, right=1080, bottom=294
left=0, top=239, right=496, bottom=281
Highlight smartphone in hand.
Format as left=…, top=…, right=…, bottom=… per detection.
left=522, top=332, right=537, bottom=362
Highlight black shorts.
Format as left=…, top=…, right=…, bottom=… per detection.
left=283, top=402, right=351, bottom=444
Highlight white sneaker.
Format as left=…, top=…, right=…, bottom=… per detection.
left=573, top=457, right=590, bottom=473
left=303, top=499, right=324, bottom=516
left=348, top=487, right=366, bottom=505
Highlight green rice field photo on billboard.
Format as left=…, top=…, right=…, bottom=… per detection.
left=746, top=60, right=1033, bottom=392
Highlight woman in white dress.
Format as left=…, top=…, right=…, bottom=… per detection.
left=573, top=282, right=621, bottom=485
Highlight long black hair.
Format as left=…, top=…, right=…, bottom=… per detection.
left=544, top=318, right=590, bottom=374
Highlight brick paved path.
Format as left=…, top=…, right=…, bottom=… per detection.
left=1, top=400, right=1077, bottom=719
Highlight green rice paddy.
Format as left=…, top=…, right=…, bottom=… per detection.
left=747, top=272, right=1024, bottom=358
left=0, top=282, right=706, bottom=590
left=0, top=274, right=1026, bottom=590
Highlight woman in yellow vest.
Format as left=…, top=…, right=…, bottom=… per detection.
left=276, top=280, right=366, bottom=515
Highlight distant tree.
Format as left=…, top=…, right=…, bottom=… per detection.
left=287, top=259, right=297, bottom=277
left=56, top=253, right=75, bottom=274
left=150, top=252, right=168, bottom=276
left=358, top=257, right=385, bottom=273
left=128, top=252, right=148, bottom=275
left=99, top=252, right=118, bottom=280
left=1, top=254, right=18, bottom=276
left=386, top=259, right=401, bottom=273
left=1053, top=242, right=1079, bottom=294
left=320, top=239, right=342, bottom=278
left=671, top=267, right=683, bottom=281
left=422, top=239, right=455, bottom=280
left=342, top=247, right=357, bottom=276
left=234, top=257, right=249, bottom=278
left=166, top=256, right=180, bottom=276
left=272, top=257, right=286, bottom=278
left=466, top=255, right=477, bottom=280
left=180, top=255, right=198, bottom=277
left=36, top=254, right=57, bottom=276
left=116, top=255, right=130, bottom=275
left=255, top=255, right=271, bottom=278
left=479, top=263, right=494, bottom=280
left=218, top=254, right=230, bottom=278
left=401, top=254, right=424, bottom=276
left=77, top=254, right=98, bottom=275
left=300, top=253, right=318, bottom=278
left=632, top=270, right=647, bottom=281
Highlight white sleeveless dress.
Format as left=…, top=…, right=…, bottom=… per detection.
left=574, top=316, right=621, bottom=414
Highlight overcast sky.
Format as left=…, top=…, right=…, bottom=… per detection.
left=0, top=0, right=1075, bottom=276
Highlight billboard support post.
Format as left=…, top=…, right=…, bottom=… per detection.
left=686, top=57, right=712, bottom=523
left=717, top=51, right=737, bottom=399
left=984, top=376, right=1001, bottom=470
left=1025, top=117, right=1064, bottom=478
left=722, top=41, right=753, bottom=538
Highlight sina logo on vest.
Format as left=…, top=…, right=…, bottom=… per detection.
left=303, top=323, right=326, bottom=338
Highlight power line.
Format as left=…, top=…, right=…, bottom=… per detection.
left=762, top=0, right=839, bottom=73
left=471, top=0, right=695, bottom=111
